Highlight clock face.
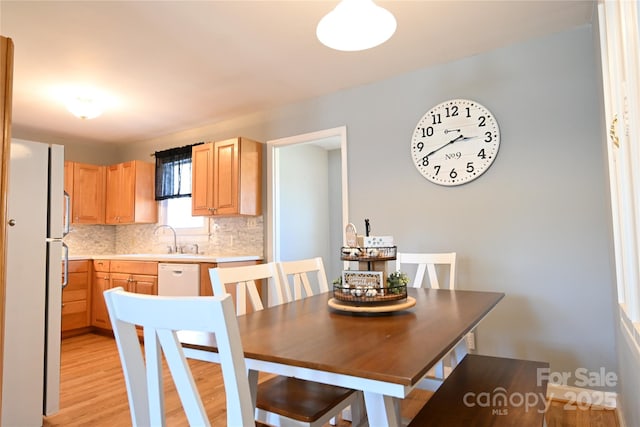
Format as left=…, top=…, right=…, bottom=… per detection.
left=411, top=99, right=500, bottom=186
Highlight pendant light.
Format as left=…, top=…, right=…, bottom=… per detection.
left=316, top=0, right=397, bottom=52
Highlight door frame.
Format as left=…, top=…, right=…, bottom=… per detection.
left=266, top=126, right=348, bottom=263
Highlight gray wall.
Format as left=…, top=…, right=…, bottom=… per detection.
left=278, top=144, right=330, bottom=267
left=116, top=25, right=618, bottom=389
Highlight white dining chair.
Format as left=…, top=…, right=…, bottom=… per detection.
left=209, top=263, right=360, bottom=427
left=395, top=252, right=457, bottom=290
left=103, top=287, right=255, bottom=427
left=277, top=257, right=364, bottom=424
left=277, top=257, right=329, bottom=301
left=395, top=252, right=466, bottom=388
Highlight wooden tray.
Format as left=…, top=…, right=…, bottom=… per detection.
left=328, top=296, right=416, bottom=314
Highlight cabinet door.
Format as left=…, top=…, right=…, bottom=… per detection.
left=106, top=161, right=156, bottom=224
left=192, top=143, right=214, bottom=216
left=72, top=162, right=105, bottom=224
left=129, top=274, right=157, bottom=296
left=105, top=164, right=123, bottom=223
left=62, top=260, right=91, bottom=332
left=213, top=138, right=239, bottom=215
left=110, top=272, right=131, bottom=290
left=91, top=272, right=114, bottom=330
left=64, top=161, right=73, bottom=198
left=192, top=138, right=261, bottom=216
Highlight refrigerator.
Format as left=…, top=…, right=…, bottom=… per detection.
left=2, top=139, right=67, bottom=425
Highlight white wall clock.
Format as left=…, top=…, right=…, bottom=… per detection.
left=410, top=99, right=500, bottom=186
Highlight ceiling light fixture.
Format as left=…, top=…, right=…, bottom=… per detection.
left=316, top=0, right=397, bottom=52
left=66, top=95, right=103, bottom=120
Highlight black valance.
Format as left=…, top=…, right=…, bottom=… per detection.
left=154, top=143, right=203, bottom=201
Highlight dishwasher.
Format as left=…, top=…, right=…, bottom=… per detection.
left=158, top=263, right=201, bottom=296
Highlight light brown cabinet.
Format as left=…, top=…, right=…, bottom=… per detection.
left=64, top=161, right=106, bottom=224
left=192, top=137, right=262, bottom=216
left=105, top=160, right=157, bottom=224
left=91, top=260, right=113, bottom=330
left=91, top=260, right=158, bottom=330
left=61, top=260, right=92, bottom=336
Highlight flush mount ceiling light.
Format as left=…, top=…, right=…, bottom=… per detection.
left=316, top=0, right=397, bottom=52
left=66, top=95, right=103, bottom=120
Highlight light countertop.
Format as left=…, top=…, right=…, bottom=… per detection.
left=67, top=254, right=263, bottom=263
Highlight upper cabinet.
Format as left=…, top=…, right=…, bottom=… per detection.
left=65, top=161, right=106, bottom=224
left=192, top=137, right=262, bottom=216
left=105, top=160, right=157, bottom=224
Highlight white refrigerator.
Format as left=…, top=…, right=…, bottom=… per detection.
left=2, top=139, right=67, bottom=425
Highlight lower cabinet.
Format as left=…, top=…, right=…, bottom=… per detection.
left=66, top=258, right=259, bottom=334
left=91, top=260, right=113, bottom=330
left=91, top=260, right=158, bottom=331
left=62, top=260, right=92, bottom=336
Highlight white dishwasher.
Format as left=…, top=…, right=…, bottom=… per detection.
left=158, top=263, right=200, bottom=296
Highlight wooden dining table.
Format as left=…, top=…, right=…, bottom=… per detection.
left=179, top=287, right=504, bottom=427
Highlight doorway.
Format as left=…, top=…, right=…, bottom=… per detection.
left=266, top=126, right=348, bottom=284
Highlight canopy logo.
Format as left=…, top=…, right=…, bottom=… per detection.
left=462, top=367, right=618, bottom=415
left=462, top=387, right=549, bottom=414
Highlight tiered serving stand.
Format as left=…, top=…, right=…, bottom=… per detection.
left=329, top=246, right=416, bottom=313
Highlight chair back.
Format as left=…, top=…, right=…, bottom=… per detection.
left=209, top=262, right=285, bottom=315
left=277, top=257, right=329, bottom=301
left=395, top=252, right=457, bottom=289
left=104, top=287, right=255, bottom=427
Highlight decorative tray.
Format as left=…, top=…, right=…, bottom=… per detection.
left=333, top=283, right=407, bottom=304
left=340, top=246, right=397, bottom=262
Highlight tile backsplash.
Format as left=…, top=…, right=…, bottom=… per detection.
left=63, top=216, right=264, bottom=257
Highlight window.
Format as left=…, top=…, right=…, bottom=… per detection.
left=159, top=197, right=207, bottom=234
left=599, top=0, right=640, bottom=350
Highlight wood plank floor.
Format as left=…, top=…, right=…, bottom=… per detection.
left=44, top=334, right=620, bottom=427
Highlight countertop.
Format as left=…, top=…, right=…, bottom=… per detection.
left=67, top=254, right=263, bottom=263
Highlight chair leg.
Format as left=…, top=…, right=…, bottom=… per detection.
left=349, top=394, right=367, bottom=427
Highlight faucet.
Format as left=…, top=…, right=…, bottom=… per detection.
left=154, top=225, right=177, bottom=253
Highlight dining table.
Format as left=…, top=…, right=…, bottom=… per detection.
left=179, top=287, right=504, bottom=427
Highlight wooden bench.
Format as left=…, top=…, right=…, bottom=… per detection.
left=408, top=354, right=549, bottom=426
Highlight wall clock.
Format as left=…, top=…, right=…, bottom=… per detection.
left=410, top=99, right=500, bottom=186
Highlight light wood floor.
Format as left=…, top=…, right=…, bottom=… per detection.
left=44, top=334, right=620, bottom=427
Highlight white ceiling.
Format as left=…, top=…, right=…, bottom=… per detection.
left=1, top=1, right=594, bottom=146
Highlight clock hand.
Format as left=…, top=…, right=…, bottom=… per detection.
left=426, top=134, right=464, bottom=157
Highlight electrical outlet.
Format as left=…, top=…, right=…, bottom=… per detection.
left=466, top=332, right=476, bottom=351
left=247, top=217, right=257, bottom=227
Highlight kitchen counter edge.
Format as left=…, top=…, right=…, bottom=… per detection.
left=67, top=254, right=263, bottom=263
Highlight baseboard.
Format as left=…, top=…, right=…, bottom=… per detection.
left=547, top=383, right=617, bottom=409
